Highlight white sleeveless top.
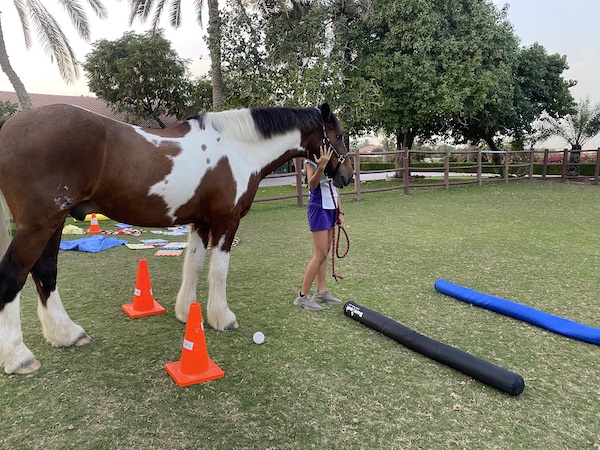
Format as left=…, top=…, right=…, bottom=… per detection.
left=306, top=159, right=338, bottom=210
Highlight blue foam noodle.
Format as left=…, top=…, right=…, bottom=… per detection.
left=435, top=279, right=600, bottom=346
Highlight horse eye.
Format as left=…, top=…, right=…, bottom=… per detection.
left=336, top=134, right=343, bottom=140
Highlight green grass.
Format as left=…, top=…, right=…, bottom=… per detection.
left=1, top=180, right=600, bottom=449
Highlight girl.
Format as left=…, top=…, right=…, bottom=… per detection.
left=294, top=145, right=345, bottom=311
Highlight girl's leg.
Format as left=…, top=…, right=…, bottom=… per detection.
left=301, top=229, right=330, bottom=295
left=315, top=228, right=333, bottom=293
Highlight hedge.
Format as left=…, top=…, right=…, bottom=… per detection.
left=358, top=162, right=598, bottom=176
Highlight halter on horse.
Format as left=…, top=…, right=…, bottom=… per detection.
left=0, top=102, right=353, bottom=375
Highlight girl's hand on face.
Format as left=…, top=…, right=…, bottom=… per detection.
left=313, top=145, right=333, bottom=170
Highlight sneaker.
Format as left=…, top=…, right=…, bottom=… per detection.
left=312, top=289, right=342, bottom=305
left=293, top=292, right=322, bottom=311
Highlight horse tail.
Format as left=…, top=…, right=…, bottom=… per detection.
left=0, top=120, right=12, bottom=257
left=0, top=192, right=10, bottom=257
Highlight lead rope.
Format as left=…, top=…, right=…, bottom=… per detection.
left=328, top=181, right=349, bottom=281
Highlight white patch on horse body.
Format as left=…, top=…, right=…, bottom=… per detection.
left=135, top=111, right=303, bottom=221
left=37, top=288, right=87, bottom=347
left=0, top=293, right=37, bottom=374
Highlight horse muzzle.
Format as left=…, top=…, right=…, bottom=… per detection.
left=332, top=170, right=353, bottom=189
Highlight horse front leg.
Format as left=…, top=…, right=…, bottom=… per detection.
left=175, top=225, right=209, bottom=323
left=32, top=227, right=91, bottom=349
left=206, top=234, right=238, bottom=331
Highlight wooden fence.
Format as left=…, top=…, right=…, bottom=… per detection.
left=254, top=147, right=600, bottom=205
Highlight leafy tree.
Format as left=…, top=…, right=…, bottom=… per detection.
left=0, top=0, right=107, bottom=109
left=540, top=97, right=600, bottom=176
left=127, top=0, right=224, bottom=111
left=190, top=76, right=213, bottom=112
left=220, top=0, right=377, bottom=138
left=220, top=1, right=274, bottom=108
left=83, top=30, right=207, bottom=127
left=221, top=0, right=333, bottom=107
left=326, top=0, right=377, bottom=136
left=356, top=0, right=520, bottom=153
left=453, top=42, right=575, bottom=154
left=0, top=99, right=19, bottom=118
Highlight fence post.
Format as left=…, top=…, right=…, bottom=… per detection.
left=353, top=151, right=362, bottom=201
left=294, top=157, right=304, bottom=207
left=561, top=149, right=568, bottom=182
left=528, top=149, right=534, bottom=179
left=542, top=149, right=549, bottom=179
left=403, top=146, right=410, bottom=195
left=503, top=150, right=509, bottom=181
left=444, top=147, right=450, bottom=189
left=594, top=148, right=600, bottom=186
left=476, top=150, right=482, bottom=185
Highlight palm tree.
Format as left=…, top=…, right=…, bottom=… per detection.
left=0, top=1, right=108, bottom=110
left=127, top=0, right=224, bottom=111
left=541, top=97, right=600, bottom=176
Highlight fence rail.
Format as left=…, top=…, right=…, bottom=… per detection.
left=256, top=148, right=600, bottom=205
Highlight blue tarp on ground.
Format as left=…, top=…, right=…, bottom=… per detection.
left=435, top=279, right=600, bottom=346
left=60, top=235, right=128, bottom=253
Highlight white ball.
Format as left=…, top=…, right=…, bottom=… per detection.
left=253, top=331, right=265, bottom=344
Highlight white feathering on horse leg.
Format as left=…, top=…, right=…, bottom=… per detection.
left=0, top=293, right=41, bottom=374
left=206, top=238, right=238, bottom=330
left=175, top=229, right=207, bottom=323
left=37, top=288, right=91, bottom=348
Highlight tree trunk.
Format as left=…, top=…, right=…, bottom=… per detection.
left=485, top=136, right=502, bottom=173
left=393, top=133, right=403, bottom=178
left=393, top=131, right=416, bottom=178
left=0, top=16, right=32, bottom=110
left=567, top=144, right=582, bottom=177
left=207, top=0, right=223, bottom=111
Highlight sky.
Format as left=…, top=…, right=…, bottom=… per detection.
left=0, top=0, right=598, bottom=148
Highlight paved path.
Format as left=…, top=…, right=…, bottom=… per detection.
left=259, top=171, right=488, bottom=187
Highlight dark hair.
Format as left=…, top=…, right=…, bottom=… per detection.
left=250, top=107, right=323, bottom=139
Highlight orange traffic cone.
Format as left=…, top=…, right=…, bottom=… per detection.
left=122, top=259, right=166, bottom=318
left=86, top=213, right=103, bottom=234
left=165, top=302, right=224, bottom=386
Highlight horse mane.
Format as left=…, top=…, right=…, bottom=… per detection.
left=186, top=107, right=325, bottom=142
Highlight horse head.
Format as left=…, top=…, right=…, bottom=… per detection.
left=307, top=103, right=353, bottom=189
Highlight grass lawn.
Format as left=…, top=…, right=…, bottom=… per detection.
left=1, top=180, right=599, bottom=449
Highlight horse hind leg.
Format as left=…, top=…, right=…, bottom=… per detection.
left=32, top=227, right=91, bottom=348
left=0, top=293, right=41, bottom=374
left=175, top=224, right=209, bottom=323
left=0, top=229, right=54, bottom=374
left=0, top=197, right=37, bottom=373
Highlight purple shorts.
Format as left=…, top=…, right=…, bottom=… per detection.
left=307, top=206, right=336, bottom=232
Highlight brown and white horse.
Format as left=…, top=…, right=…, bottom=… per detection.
left=0, top=103, right=353, bottom=374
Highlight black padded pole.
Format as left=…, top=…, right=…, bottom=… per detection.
left=343, top=302, right=525, bottom=396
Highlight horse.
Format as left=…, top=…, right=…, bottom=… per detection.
left=0, top=102, right=353, bottom=375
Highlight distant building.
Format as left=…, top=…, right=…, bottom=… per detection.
left=357, top=145, right=382, bottom=154
left=0, top=91, right=178, bottom=128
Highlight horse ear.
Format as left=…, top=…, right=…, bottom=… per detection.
left=320, top=103, right=332, bottom=123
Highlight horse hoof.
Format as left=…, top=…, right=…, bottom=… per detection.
left=13, top=358, right=42, bottom=374
left=74, top=333, right=92, bottom=347
left=175, top=311, right=188, bottom=324
left=225, top=320, right=239, bottom=331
